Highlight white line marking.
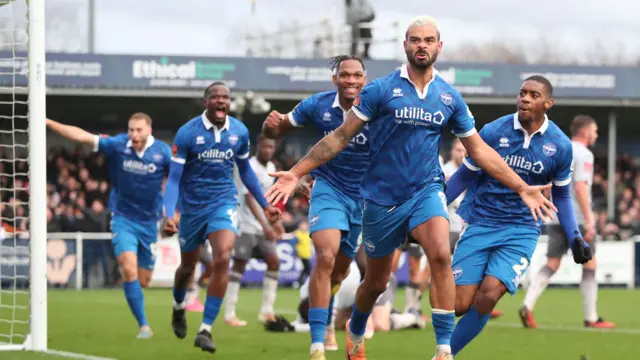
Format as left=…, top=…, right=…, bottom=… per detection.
left=46, top=349, right=118, bottom=360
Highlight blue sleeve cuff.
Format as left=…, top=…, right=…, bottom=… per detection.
left=163, top=161, right=184, bottom=218
left=237, top=157, right=269, bottom=209
left=445, top=164, right=480, bottom=205
left=551, top=184, right=582, bottom=246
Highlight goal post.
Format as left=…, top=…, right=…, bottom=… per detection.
left=0, top=0, right=46, bottom=352
left=27, top=0, right=47, bottom=352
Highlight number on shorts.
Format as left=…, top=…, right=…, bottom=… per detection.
left=438, top=191, right=448, bottom=213
left=512, top=257, right=530, bottom=286
left=227, top=208, right=238, bottom=228
left=149, top=242, right=159, bottom=260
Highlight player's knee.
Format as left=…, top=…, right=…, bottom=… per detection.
left=473, top=287, right=502, bottom=314
left=363, top=275, right=389, bottom=298
left=213, top=250, right=232, bottom=268
left=314, top=249, right=336, bottom=270
left=427, top=247, right=451, bottom=271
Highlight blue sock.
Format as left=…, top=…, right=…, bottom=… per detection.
left=308, top=308, right=328, bottom=345
left=349, top=305, right=372, bottom=337
left=173, top=287, right=187, bottom=306
left=202, top=295, right=223, bottom=326
left=326, top=296, right=335, bottom=326
left=451, top=306, right=491, bottom=355
left=123, top=280, right=148, bottom=327
left=432, top=309, right=456, bottom=347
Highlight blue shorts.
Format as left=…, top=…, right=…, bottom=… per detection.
left=110, top=214, right=159, bottom=270
left=308, top=178, right=363, bottom=259
left=452, top=224, right=539, bottom=295
left=179, top=203, right=239, bottom=253
left=361, top=182, right=448, bottom=258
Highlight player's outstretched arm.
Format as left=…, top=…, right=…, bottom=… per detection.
left=551, top=184, right=593, bottom=264
left=266, top=111, right=365, bottom=205
left=46, top=118, right=97, bottom=146
left=460, top=133, right=557, bottom=221
left=444, top=163, right=480, bottom=205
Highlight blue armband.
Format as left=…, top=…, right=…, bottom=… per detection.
left=237, top=157, right=269, bottom=209
left=445, top=164, right=480, bottom=205
left=163, top=161, right=184, bottom=218
left=551, top=184, right=582, bottom=246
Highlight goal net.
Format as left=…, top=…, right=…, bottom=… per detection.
left=0, top=0, right=47, bottom=352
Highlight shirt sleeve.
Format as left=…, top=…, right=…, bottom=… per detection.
left=236, top=130, right=250, bottom=160
left=352, top=80, right=382, bottom=122
left=461, top=124, right=493, bottom=172
left=571, top=147, right=593, bottom=183
left=288, top=95, right=316, bottom=128
left=93, top=135, right=120, bottom=159
left=554, top=145, right=574, bottom=187
left=171, top=127, right=190, bottom=165
left=449, top=92, right=477, bottom=138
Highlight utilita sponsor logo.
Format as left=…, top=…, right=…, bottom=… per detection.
left=198, top=148, right=234, bottom=161
left=503, top=155, right=543, bottom=174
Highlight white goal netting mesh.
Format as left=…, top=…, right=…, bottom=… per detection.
left=0, top=0, right=31, bottom=347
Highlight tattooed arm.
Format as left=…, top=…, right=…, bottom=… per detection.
left=290, top=109, right=365, bottom=179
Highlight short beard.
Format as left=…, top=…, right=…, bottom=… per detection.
left=406, top=50, right=438, bottom=70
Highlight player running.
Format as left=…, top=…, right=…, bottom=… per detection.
left=520, top=115, right=615, bottom=329
left=443, top=76, right=593, bottom=357
left=266, top=16, right=555, bottom=360
left=262, top=55, right=368, bottom=359
left=162, top=82, right=281, bottom=353
left=224, top=134, right=285, bottom=326
left=46, top=113, right=171, bottom=339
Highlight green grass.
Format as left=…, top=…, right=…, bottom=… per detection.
left=2, top=287, right=639, bottom=359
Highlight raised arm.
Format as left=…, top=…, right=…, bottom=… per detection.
left=290, top=111, right=364, bottom=179
left=46, top=118, right=97, bottom=147
left=262, top=110, right=296, bottom=139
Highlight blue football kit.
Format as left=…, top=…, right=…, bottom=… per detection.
left=163, top=112, right=269, bottom=253
left=94, top=134, right=171, bottom=270
left=289, top=90, right=370, bottom=259
left=451, top=113, right=574, bottom=295
left=351, top=63, right=477, bottom=258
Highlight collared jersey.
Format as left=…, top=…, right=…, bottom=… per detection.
left=352, top=63, right=477, bottom=206
left=94, top=134, right=171, bottom=222
left=458, top=113, right=573, bottom=229
left=172, top=112, right=250, bottom=213
left=289, top=90, right=370, bottom=199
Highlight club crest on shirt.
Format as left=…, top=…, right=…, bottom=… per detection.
left=542, top=142, right=557, bottom=157
left=229, top=135, right=239, bottom=145
left=153, top=153, right=164, bottom=162
left=440, top=92, right=453, bottom=105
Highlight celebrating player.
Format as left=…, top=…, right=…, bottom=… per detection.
left=46, top=113, right=171, bottom=339
left=262, top=55, right=368, bottom=359
left=443, top=75, right=593, bottom=356
left=224, top=134, right=285, bottom=326
left=520, top=115, right=615, bottom=329
left=266, top=16, right=556, bottom=360
left=162, top=82, right=281, bottom=353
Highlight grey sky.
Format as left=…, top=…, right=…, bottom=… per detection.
left=3, top=0, right=640, bottom=63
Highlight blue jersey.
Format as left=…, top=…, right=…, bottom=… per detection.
left=352, top=63, right=477, bottom=206
left=458, top=113, right=573, bottom=229
left=97, top=133, right=128, bottom=212
left=289, top=90, right=369, bottom=199
left=171, top=112, right=250, bottom=213
left=95, top=135, right=171, bottom=222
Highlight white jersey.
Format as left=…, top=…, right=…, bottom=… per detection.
left=300, top=262, right=361, bottom=310
left=442, top=160, right=465, bottom=232
left=570, top=141, right=594, bottom=224
left=236, top=156, right=276, bottom=235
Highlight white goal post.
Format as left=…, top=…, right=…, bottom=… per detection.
left=0, top=0, right=47, bottom=353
